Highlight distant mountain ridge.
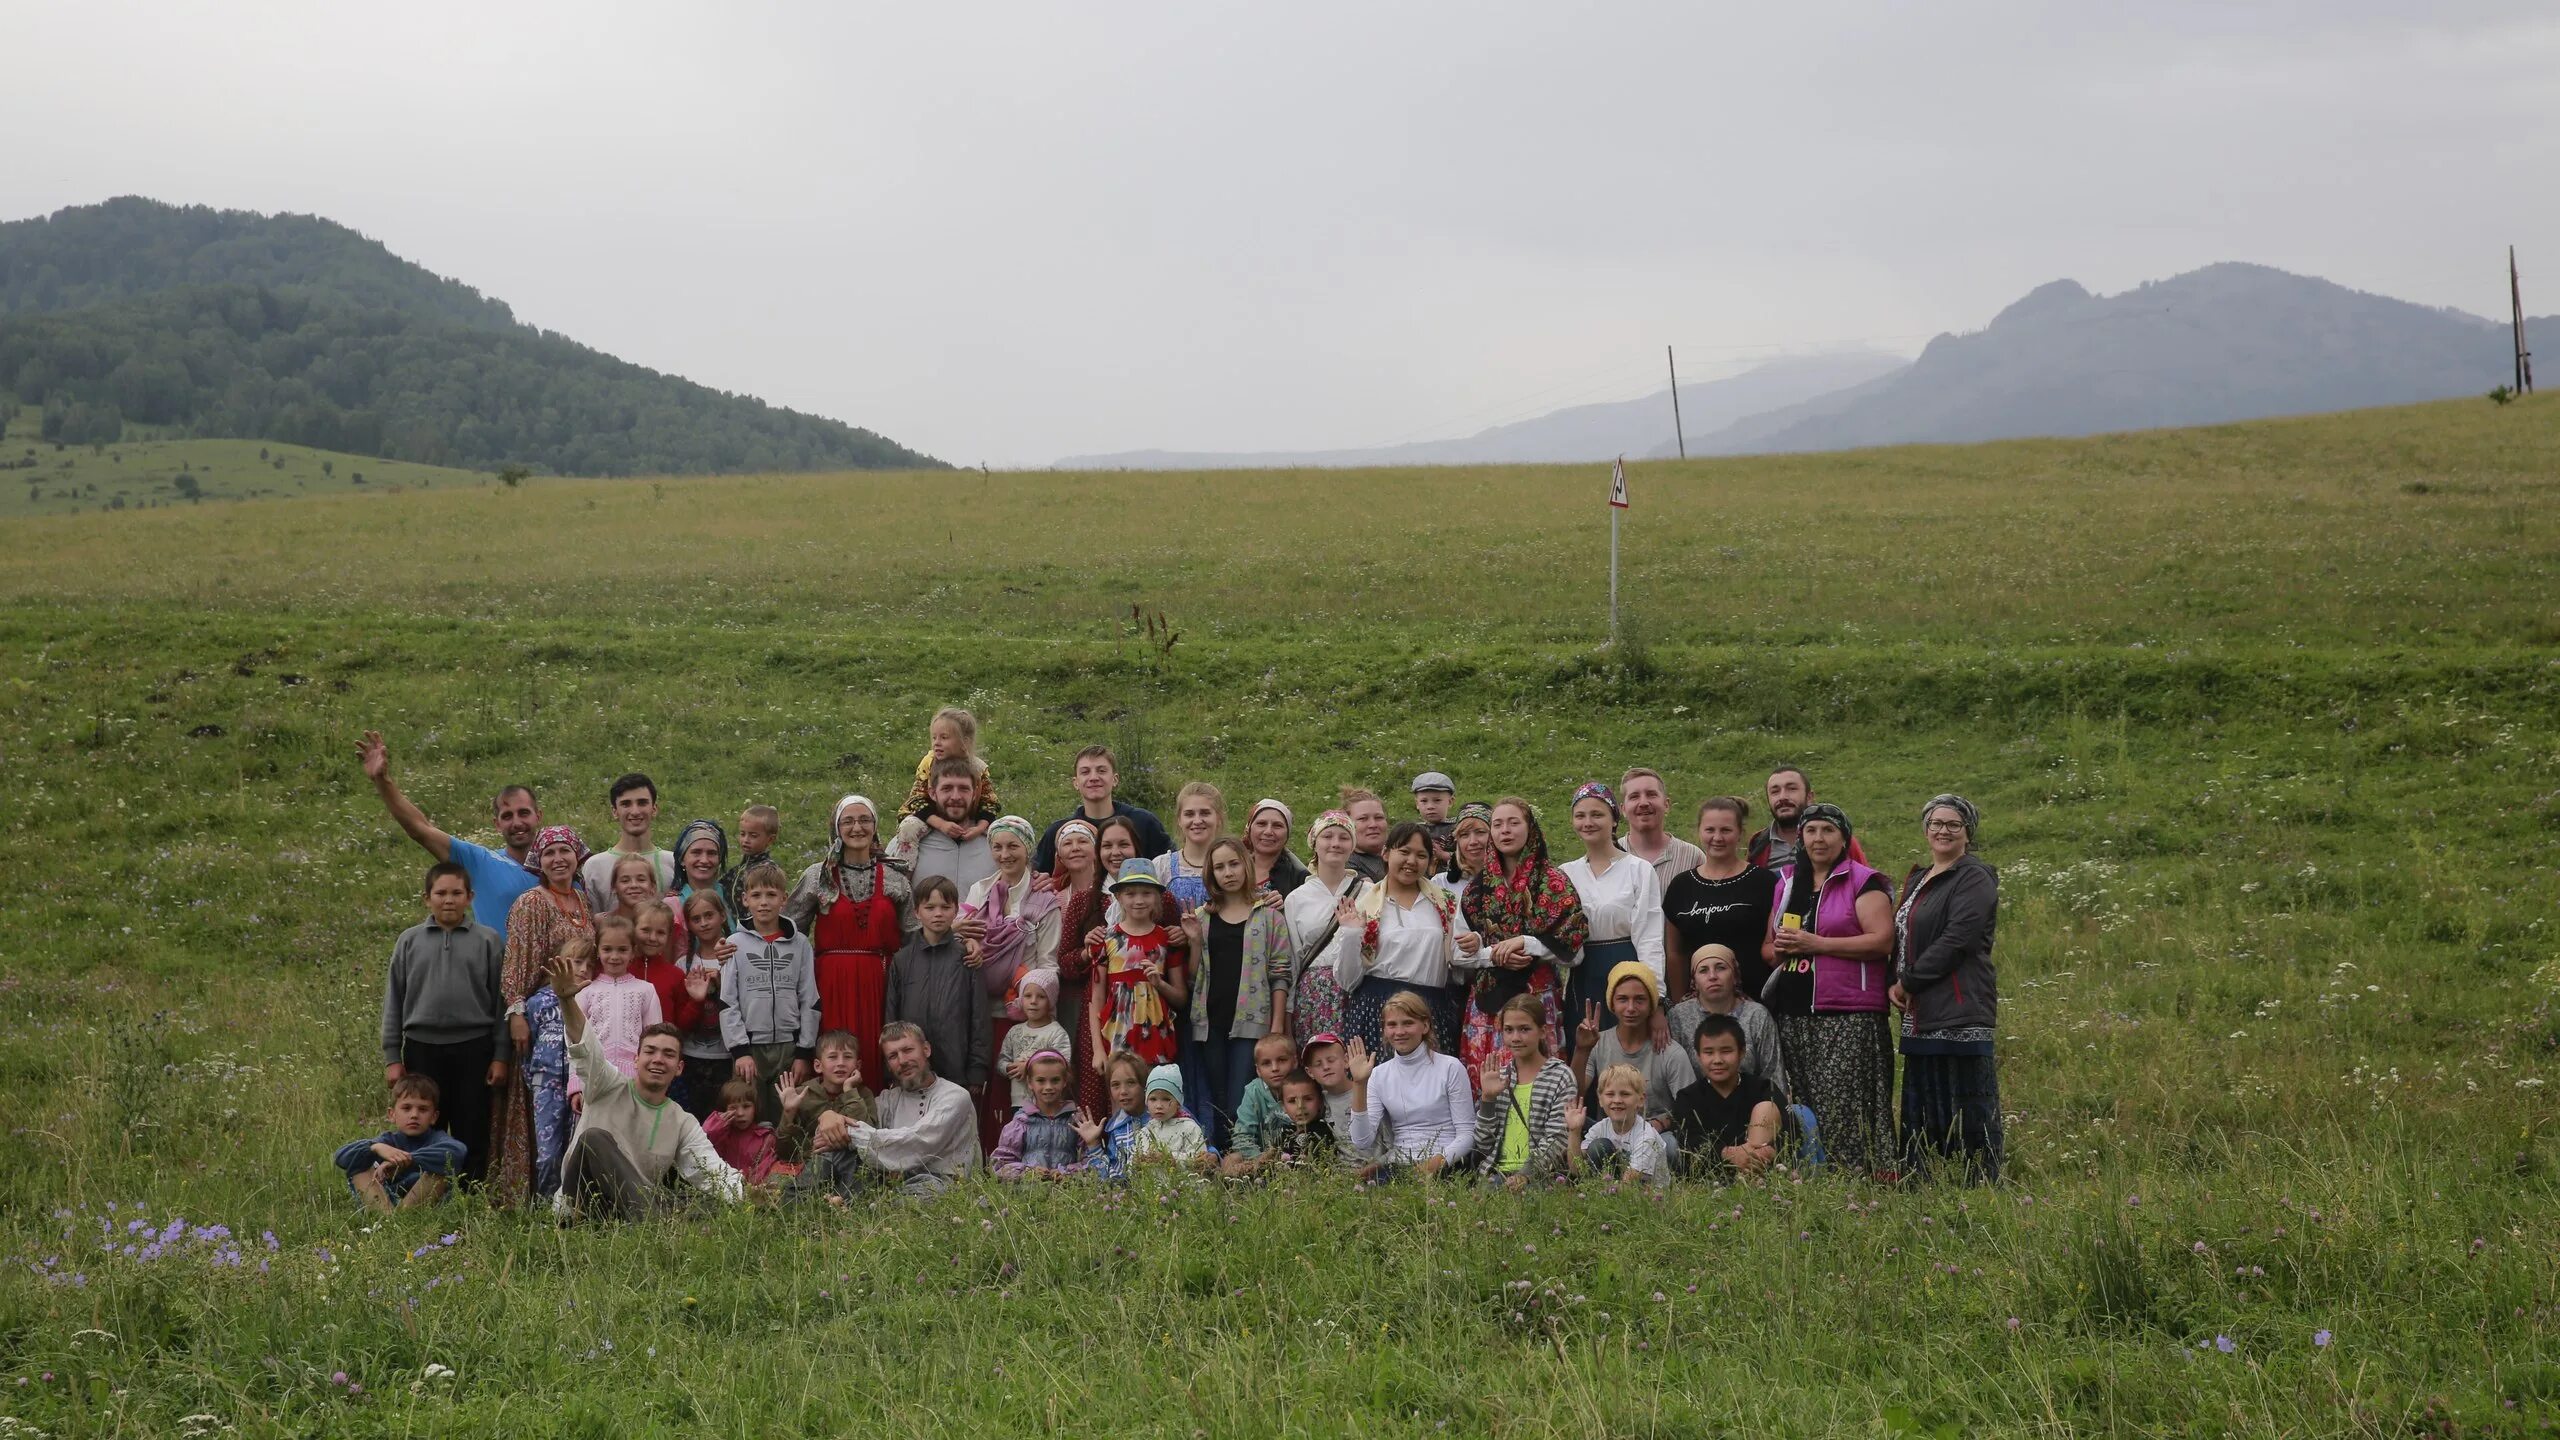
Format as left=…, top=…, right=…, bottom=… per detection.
left=1061, top=261, right=2546, bottom=471
left=1670, top=263, right=2545, bottom=456
left=0, top=197, right=940, bottom=474
left=1056, top=351, right=1907, bottom=470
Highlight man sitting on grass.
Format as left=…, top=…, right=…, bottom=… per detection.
left=549, top=946, right=744, bottom=1218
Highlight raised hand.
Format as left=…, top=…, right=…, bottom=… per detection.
left=357, top=730, right=389, bottom=783
left=1574, top=1000, right=1603, bottom=1052
left=776, top=1070, right=811, bottom=1114
left=1072, top=1112, right=1105, bottom=1148
left=1344, top=1037, right=1376, bottom=1083
left=1561, top=1095, right=1587, bottom=1133
left=1333, top=896, right=1360, bottom=929
left=1478, top=1057, right=1510, bottom=1103
left=684, top=967, right=714, bottom=1002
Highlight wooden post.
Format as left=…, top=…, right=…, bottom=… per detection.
left=2514, top=247, right=2535, bottom=395
left=1666, top=346, right=1687, bottom=459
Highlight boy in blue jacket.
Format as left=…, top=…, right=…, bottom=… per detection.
left=334, top=1075, right=466, bottom=1211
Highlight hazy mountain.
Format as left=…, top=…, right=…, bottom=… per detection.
left=1054, top=350, right=1905, bottom=470
left=0, top=197, right=940, bottom=474
left=1683, top=263, right=2539, bottom=455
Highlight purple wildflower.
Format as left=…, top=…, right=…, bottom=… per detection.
left=2314, top=1330, right=2333, bottom=1348
left=2214, top=1335, right=2236, bottom=1354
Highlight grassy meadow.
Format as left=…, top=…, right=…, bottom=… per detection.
left=3, top=406, right=487, bottom=516
left=1, top=393, right=2556, bottom=1436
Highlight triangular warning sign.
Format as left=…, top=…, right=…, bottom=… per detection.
left=1609, top=456, right=1629, bottom=509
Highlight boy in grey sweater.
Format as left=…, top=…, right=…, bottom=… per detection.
left=719, top=862, right=820, bottom=1124
left=883, top=876, right=990, bottom=1096
left=380, top=861, right=510, bottom=1186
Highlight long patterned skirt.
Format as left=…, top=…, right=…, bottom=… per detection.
left=1898, top=1044, right=2002, bottom=1184
left=1779, top=1011, right=1894, bottom=1176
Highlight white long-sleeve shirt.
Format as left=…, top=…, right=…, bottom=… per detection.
left=1349, top=891, right=1473, bottom=990
left=1561, top=851, right=1667, bottom=996
left=1283, top=872, right=1362, bottom=986
left=558, top=1021, right=740, bottom=1205
left=852, top=1076, right=982, bottom=1180
left=1348, top=1045, right=1476, bottom=1167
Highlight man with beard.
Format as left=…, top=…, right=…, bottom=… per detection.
left=910, top=758, right=997, bottom=896
left=1747, top=767, right=1866, bottom=871
left=842, top=1022, right=982, bottom=1197
left=1618, top=768, right=1704, bottom=888
left=359, top=730, right=543, bottom=937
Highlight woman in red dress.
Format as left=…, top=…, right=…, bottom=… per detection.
left=784, top=794, right=912, bottom=1091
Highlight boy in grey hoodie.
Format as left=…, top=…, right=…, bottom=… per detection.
left=718, top=862, right=819, bottom=1124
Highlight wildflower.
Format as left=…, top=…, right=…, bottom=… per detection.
left=331, top=1372, right=348, bottom=1386
left=2192, top=1241, right=2208, bottom=1254
left=2006, top=1317, right=2022, bottom=1332
left=2124, top=1195, right=2139, bottom=1207
left=2313, top=1330, right=2333, bottom=1348
left=2214, top=1335, right=2236, bottom=1354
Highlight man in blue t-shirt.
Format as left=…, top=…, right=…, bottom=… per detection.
left=360, top=731, right=543, bottom=936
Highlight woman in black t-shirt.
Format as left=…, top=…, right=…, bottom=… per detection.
left=1660, top=795, right=1779, bottom=1002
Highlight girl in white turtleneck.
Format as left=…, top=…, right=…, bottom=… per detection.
left=1345, top=989, right=1474, bottom=1178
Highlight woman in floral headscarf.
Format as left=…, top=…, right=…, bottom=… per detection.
left=1457, top=798, right=1588, bottom=1076
left=1282, top=809, right=1366, bottom=1041
left=493, top=825, right=594, bottom=1204
left=785, top=795, right=915, bottom=1091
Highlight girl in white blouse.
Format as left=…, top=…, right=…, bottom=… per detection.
left=1557, top=782, right=1667, bottom=1025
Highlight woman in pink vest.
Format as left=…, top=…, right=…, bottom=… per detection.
left=1761, top=802, right=1896, bottom=1177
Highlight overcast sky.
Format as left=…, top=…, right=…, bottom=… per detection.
left=6, top=2, right=2555, bottom=465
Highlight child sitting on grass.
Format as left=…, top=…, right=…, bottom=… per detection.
left=992, top=1050, right=1087, bottom=1180
left=1298, top=1033, right=1369, bottom=1169
left=1264, top=1071, right=1339, bottom=1171
left=569, top=914, right=663, bottom=1110
left=1569, top=961, right=1693, bottom=1121
left=997, top=969, right=1072, bottom=1112
left=702, top=1078, right=778, bottom=1184
left=899, top=706, right=1000, bottom=844
left=334, top=1075, right=466, bottom=1211
left=1219, top=1032, right=1307, bottom=1176
left=775, top=1030, right=876, bottom=1167
left=1667, top=1014, right=1785, bottom=1181
left=1131, top=1062, right=1211, bottom=1173
left=1569, top=1063, right=1672, bottom=1187
left=1075, top=1050, right=1151, bottom=1180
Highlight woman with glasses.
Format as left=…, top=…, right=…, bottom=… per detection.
left=1889, top=795, right=2002, bottom=1183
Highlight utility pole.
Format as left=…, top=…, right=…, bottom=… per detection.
left=1666, top=346, right=1687, bottom=459
left=2513, top=247, right=2535, bottom=395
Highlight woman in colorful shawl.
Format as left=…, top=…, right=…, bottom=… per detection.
left=785, top=795, right=915, bottom=1092
left=493, top=825, right=594, bottom=1206
left=1457, top=797, right=1589, bottom=1078
left=1282, top=810, right=1365, bottom=1041
left=1047, top=817, right=1110, bottom=1116
left=1762, top=802, right=1897, bottom=1176
left=1430, top=801, right=1495, bottom=909
left=1338, top=823, right=1471, bottom=1057
left=962, top=815, right=1061, bottom=1146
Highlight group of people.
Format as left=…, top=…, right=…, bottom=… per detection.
left=340, top=709, right=2001, bottom=1217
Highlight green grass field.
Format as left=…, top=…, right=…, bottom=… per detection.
left=1, top=394, right=2556, bottom=1436
left=2, top=407, right=488, bottom=516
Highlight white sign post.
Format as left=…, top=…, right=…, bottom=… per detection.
left=1608, top=456, right=1630, bottom=646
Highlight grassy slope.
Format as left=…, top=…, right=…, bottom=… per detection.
left=0, top=394, right=2555, bottom=1436
left=3, top=408, right=486, bottom=515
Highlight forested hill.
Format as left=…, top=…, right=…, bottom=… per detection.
left=0, top=197, right=941, bottom=475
